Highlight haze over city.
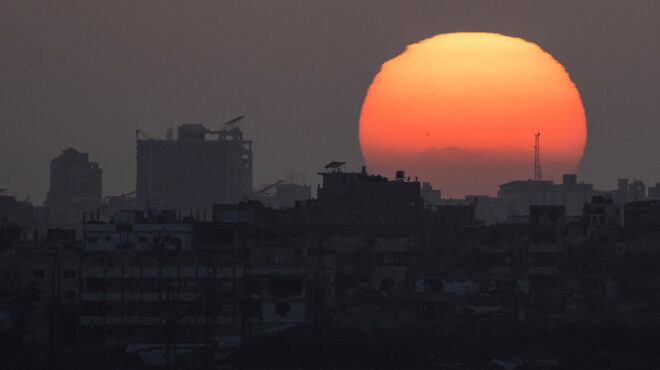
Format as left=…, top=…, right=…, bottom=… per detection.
left=1, top=0, right=659, bottom=202
left=2, top=2, right=660, bottom=369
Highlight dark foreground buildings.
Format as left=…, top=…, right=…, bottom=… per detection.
left=4, top=164, right=660, bottom=369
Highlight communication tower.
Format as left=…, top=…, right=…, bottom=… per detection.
left=534, top=132, right=543, bottom=181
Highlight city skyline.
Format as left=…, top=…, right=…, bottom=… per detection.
left=5, top=124, right=660, bottom=207
left=1, top=1, right=659, bottom=203
left=3, top=2, right=660, bottom=368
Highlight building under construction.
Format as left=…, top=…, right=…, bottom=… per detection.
left=136, top=118, right=252, bottom=212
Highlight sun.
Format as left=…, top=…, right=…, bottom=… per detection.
left=359, top=32, right=586, bottom=197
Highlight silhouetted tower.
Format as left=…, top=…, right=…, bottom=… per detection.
left=534, top=132, right=543, bottom=181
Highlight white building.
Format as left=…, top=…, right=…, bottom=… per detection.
left=83, top=210, right=193, bottom=252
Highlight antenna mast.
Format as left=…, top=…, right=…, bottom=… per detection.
left=534, top=132, right=543, bottom=181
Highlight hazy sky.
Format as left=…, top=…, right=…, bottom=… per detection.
left=1, top=0, right=658, bottom=203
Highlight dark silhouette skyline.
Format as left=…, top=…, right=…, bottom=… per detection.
left=1, top=0, right=658, bottom=204
left=2, top=3, right=660, bottom=368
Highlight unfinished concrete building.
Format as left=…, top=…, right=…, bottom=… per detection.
left=136, top=120, right=252, bottom=213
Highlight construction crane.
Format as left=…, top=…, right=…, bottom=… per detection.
left=224, top=115, right=245, bottom=127
left=206, top=115, right=246, bottom=141
left=534, top=132, right=543, bottom=181
left=102, top=190, right=136, bottom=203
left=253, top=180, right=284, bottom=195
left=252, top=172, right=307, bottom=195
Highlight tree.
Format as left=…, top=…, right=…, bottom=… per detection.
left=152, top=230, right=183, bottom=262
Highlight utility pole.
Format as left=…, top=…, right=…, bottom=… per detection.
left=204, top=253, right=217, bottom=366
left=534, top=132, right=543, bottom=181
left=165, top=281, right=174, bottom=370
left=313, top=239, right=324, bottom=325
left=240, top=237, right=253, bottom=369
left=48, top=252, right=61, bottom=370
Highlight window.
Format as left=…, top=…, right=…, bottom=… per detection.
left=85, top=277, right=106, bottom=292
left=243, top=302, right=261, bottom=318
left=87, top=237, right=98, bottom=243
left=180, top=279, right=196, bottom=289
left=33, top=269, right=46, bottom=279
left=63, top=290, right=76, bottom=299
left=117, top=224, right=132, bottom=232
left=268, top=278, right=303, bottom=298
left=63, top=270, right=77, bottom=279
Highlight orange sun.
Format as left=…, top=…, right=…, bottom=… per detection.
left=359, top=32, right=586, bottom=197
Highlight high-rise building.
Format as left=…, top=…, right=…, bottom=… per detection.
left=45, top=148, right=102, bottom=232
left=136, top=122, right=252, bottom=212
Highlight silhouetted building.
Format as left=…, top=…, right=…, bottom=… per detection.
left=612, top=178, right=647, bottom=203
left=0, top=191, right=41, bottom=235
left=648, top=182, right=660, bottom=200
left=497, top=174, right=595, bottom=222
left=584, top=196, right=622, bottom=226
left=83, top=210, right=193, bottom=251
left=213, top=202, right=264, bottom=223
left=45, top=148, right=102, bottom=232
left=618, top=178, right=629, bottom=193
left=136, top=122, right=253, bottom=212
left=11, top=159, right=660, bottom=367
left=100, top=191, right=138, bottom=220
left=46, top=228, right=77, bottom=247
left=274, top=183, right=312, bottom=206
left=624, top=200, right=660, bottom=230
left=628, top=180, right=647, bottom=201
left=498, top=180, right=554, bottom=215
left=251, top=180, right=312, bottom=208
left=421, top=182, right=442, bottom=208
left=316, top=163, right=423, bottom=223
left=563, top=174, right=577, bottom=187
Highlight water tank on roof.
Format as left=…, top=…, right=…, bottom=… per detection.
left=178, top=124, right=209, bottom=141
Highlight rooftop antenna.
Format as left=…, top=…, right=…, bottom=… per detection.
left=323, top=161, right=346, bottom=173
left=534, top=132, right=543, bottom=181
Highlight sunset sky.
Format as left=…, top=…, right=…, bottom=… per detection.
left=0, top=1, right=658, bottom=202
left=360, top=33, right=586, bottom=196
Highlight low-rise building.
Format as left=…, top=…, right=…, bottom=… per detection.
left=83, top=210, right=194, bottom=252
